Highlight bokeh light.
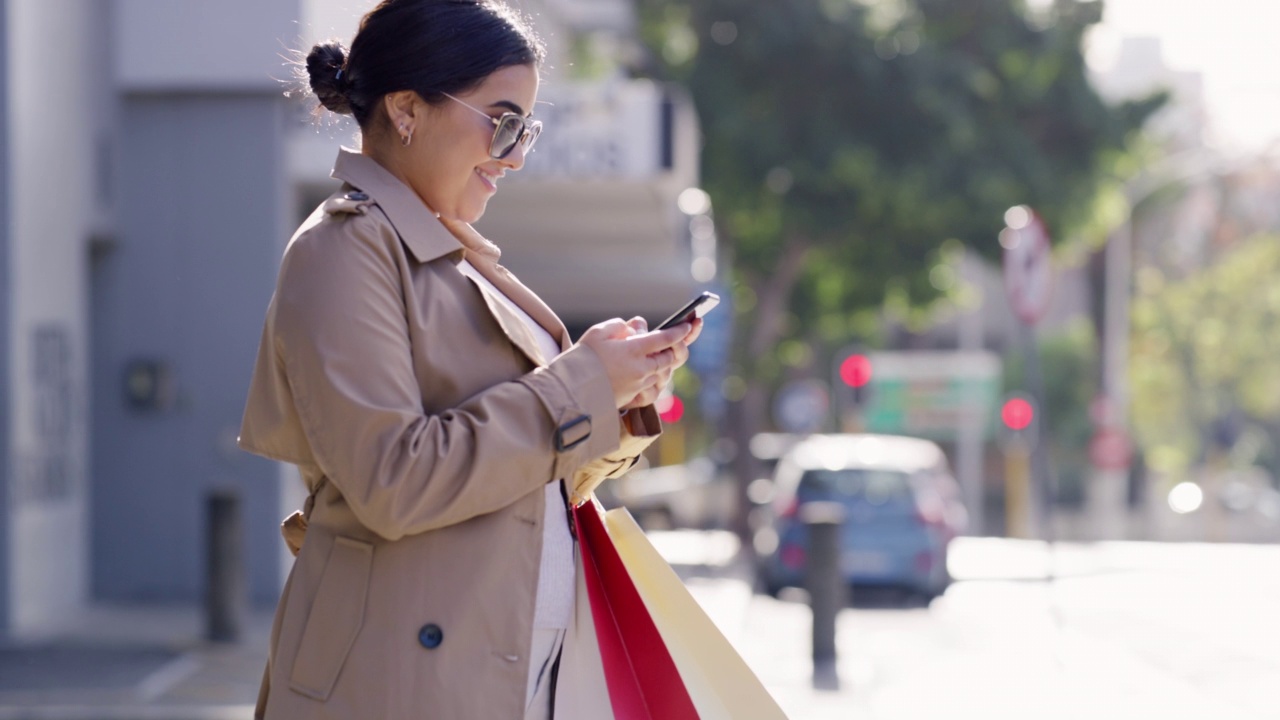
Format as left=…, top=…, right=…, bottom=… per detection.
left=1168, top=482, right=1204, bottom=514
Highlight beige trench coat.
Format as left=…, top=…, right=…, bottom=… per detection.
left=239, top=149, right=660, bottom=718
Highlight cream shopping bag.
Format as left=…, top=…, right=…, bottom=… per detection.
left=605, top=507, right=790, bottom=720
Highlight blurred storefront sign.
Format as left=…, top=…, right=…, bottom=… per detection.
left=860, top=351, right=1002, bottom=441
left=517, top=80, right=673, bottom=180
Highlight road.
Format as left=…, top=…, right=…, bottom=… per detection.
left=659, top=533, right=1280, bottom=720
left=0, top=535, right=1274, bottom=719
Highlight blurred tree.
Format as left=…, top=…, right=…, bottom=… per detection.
left=636, top=0, right=1165, bottom=541
left=1131, top=233, right=1280, bottom=483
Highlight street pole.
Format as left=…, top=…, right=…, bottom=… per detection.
left=802, top=501, right=846, bottom=690
left=957, top=250, right=987, bottom=535
left=1022, top=326, right=1055, bottom=543
left=1004, top=439, right=1031, bottom=538
left=206, top=490, right=245, bottom=643
left=1093, top=150, right=1245, bottom=540
left=1091, top=213, right=1133, bottom=540
left=1001, top=207, right=1054, bottom=540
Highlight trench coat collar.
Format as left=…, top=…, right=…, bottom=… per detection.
left=330, top=148, right=502, bottom=265
left=331, top=149, right=568, bottom=352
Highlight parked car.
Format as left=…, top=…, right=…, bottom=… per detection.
left=760, top=433, right=967, bottom=600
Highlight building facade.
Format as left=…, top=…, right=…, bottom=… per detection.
left=0, top=0, right=708, bottom=638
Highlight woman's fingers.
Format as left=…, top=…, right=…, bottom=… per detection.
left=627, top=324, right=689, bottom=356
left=580, top=318, right=699, bottom=409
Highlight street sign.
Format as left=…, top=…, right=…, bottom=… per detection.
left=859, top=351, right=1002, bottom=441
left=773, top=379, right=829, bottom=434
left=1089, top=426, right=1133, bottom=471
left=1002, top=207, right=1054, bottom=325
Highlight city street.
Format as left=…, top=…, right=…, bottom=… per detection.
left=664, top=534, right=1280, bottom=720
left=0, top=536, right=1276, bottom=719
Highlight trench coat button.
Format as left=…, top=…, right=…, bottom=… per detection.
left=418, top=623, right=444, bottom=649
left=344, top=191, right=369, bottom=201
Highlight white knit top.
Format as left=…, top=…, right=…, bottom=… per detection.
left=457, top=260, right=575, bottom=630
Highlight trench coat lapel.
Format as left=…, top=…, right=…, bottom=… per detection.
left=331, top=149, right=572, bottom=364
left=439, top=216, right=574, bottom=354
left=462, top=274, right=551, bottom=368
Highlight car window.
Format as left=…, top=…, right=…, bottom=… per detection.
left=797, top=469, right=913, bottom=506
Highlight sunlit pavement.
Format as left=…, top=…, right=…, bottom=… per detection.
left=652, top=532, right=1280, bottom=720
left=1, top=535, right=1275, bottom=719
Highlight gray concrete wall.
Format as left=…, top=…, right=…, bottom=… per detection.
left=92, top=94, right=286, bottom=605
left=5, top=0, right=99, bottom=637
left=0, top=0, right=11, bottom=632
left=114, top=0, right=298, bottom=93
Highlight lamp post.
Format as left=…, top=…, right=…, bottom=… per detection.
left=1093, top=149, right=1243, bottom=539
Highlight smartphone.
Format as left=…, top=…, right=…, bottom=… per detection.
left=655, top=291, right=720, bottom=330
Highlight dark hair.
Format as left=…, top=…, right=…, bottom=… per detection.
left=305, top=0, right=544, bottom=128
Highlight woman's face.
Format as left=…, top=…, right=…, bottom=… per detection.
left=405, top=63, right=540, bottom=223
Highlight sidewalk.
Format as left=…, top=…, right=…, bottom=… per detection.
left=0, top=604, right=270, bottom=719
left=0, top=530, right=845, bottom=719
left=11, top=535, right=1267, bottom=719
left=653, top=529, right=874, bottom=719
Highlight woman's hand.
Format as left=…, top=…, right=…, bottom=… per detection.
left=579, top=317, right=702, bottom=410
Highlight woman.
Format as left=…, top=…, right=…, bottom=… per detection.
left=238, top=1, right=700, bottom=717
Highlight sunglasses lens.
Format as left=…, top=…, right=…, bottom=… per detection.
left=491, top=116, right=524, bottom=158
left=523, top=122, right=542, bottom=152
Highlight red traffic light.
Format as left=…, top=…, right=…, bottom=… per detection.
left=1001, top=397, right=1034, bottom=430
left=656, top=394, right=684, bottom=424
left=839, top=354, right=872, bottom=388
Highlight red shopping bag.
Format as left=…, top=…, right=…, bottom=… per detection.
left=573, top=499, right=700, bottom=720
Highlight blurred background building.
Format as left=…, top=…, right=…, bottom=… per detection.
left=0, top=0, right=713, bottom=639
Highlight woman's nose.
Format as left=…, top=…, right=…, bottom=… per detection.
left=501, top=141, right=528, bottom=172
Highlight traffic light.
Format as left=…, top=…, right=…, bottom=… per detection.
left=998, top=392, right=1038, bottom=538
left=1001, top=396, right=1034, bottom=431
left=833, top=350, right=873, bottom=432
left=838, top=353, right=873, bottom=407
left=997, top=393, right=1038, bottom=450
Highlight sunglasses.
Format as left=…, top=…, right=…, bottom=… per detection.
left=442, top=92, right=542, bottom=160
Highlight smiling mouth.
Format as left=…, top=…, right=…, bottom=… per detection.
left=476, top=168, right=500, bottom=191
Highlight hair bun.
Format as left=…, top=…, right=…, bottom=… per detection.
left=306, top=41, right=353, bottom=115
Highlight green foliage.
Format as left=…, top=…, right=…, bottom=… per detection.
left=637, top=0, right=1164, bottom=336
left=1131, top=234, right=1280, bottom=475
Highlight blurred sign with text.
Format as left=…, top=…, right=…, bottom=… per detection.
left=861, top=351, right=1002, bottom=441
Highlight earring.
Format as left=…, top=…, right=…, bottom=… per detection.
left=399, top=123, right=412, bottom=147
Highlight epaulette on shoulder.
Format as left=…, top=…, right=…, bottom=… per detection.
left=323, top=190, right=374, bottom=217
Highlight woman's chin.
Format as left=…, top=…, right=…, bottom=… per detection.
left=458, top=200, right=491, bottom=224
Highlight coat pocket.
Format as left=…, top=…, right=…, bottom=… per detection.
left=288, top=536, right=374, bottom=701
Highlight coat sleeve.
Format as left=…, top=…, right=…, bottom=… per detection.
left=269, top=214, right=622, bottom=541
left=568, top=407, right=663, bottom=506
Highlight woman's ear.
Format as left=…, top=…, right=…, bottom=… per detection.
left=382, top=90, right=421, bottom=141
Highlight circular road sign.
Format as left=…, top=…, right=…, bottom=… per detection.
left=1002, top=207, right=1055, bottom=325
left=1089, top=426, right=1133, bottom=471
left=773, top=379, right=829, bottom=434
